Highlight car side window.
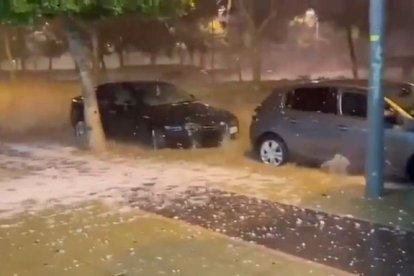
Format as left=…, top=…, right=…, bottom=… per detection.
left=96, top=85, right=114, bottom=107
left=113, top=85, right=136, bottom=106
left=341, top=92, right=367, bottom=118
left=286, top=87, right=337, bottom=114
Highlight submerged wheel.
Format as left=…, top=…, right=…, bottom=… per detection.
left=406, top=155, right=414, bottom=183
left=151, top=128, right=166, bottom=150
left=74, top=121, right=87, bottom=147
left=257, top=134, right=288, bottom=166
left=74, top=121, right=86, bottom=137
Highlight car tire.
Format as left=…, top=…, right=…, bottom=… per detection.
left=74, top=121, right=88, bottom=148
left=257, top=134, right=288, bottom=166
left=151, top=128, right=166, bottom=150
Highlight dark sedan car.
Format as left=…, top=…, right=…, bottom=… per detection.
left=71, top=81, right=239, bottom=149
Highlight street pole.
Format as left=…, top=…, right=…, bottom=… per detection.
left=366, top=0, right=386, bottom=198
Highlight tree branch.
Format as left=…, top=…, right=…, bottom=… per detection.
left=258, top=0, right=277, bottom=33
left=238, top=0, right=256, bottom=33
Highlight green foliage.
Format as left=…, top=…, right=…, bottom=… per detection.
left=0, top=0, right=195, bottom=24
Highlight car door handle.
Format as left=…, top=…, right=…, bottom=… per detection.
left=337, top=125, right=349, bottom=131
left=289, top=119, right=297, bottom=124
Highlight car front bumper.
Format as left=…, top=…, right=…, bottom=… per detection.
left=164, top=125, right=238, bottom=148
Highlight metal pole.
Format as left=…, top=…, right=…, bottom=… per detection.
left=366, top=0, right=386, bottom=198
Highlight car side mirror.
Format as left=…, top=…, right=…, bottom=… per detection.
left=384, top=112, right=397, bottom=126
left=384, top=116, right=395, bottom=125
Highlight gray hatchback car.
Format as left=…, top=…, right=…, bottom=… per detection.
left=250, top=79, right=414, bottom=180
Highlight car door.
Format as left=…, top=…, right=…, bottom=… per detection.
left=100, top=84, right=139, bottom=139
left=130, top=84, right=153, bottom=144
left=282, top=86, right=341, bottom=162
left=336, top=89, right=369, bottom=171
left=97, top=84, right=116, bottom=136
left=338, top=90, right=409, bottom=175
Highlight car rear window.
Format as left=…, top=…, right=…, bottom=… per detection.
left=286, top=87, right=337, bottom=114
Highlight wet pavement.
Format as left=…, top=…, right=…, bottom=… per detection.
left=128, top=186, right=414, bottom=276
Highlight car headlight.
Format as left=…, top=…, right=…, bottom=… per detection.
left=228, top=118, right=238, bottom=127
left=184, top=122, right=201, bottom=133
left=164, top=125, right=183, bottom=132
left=226, top=118, right=239, bottom=135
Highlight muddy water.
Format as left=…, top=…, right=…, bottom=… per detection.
left=0, top=203, right=346, bottom=276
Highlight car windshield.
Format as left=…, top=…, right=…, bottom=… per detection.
left=142, top=84, right=195, bottom=106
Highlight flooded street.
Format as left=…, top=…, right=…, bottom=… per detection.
left=0, top=142, right=413, bottom=275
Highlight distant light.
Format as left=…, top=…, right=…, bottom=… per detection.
left=305, top=8, right=316, bottom=17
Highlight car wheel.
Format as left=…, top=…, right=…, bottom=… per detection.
left=151, top=128, right=166, bottom=150
left=257, top=134, right=288, bottom=166
left=406, top=156, right=414, bottom=183
left=74, top=121, right=88, bottom=147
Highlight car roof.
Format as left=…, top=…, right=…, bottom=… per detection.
left=97, top=81, right=173, bottom=90
left=291, top=78, right=413, bottom=96
left=290, top=78, right=414, bottom=109
left=296, top=78, right=412, bottom=89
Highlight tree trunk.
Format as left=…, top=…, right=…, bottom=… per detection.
left=118, top=50, right=124, bottom=68
left=199, top=53, right=205, bottom=68
left=251, top=45, right=262, bottom=83
left=91, top=28, right=101, bottom=83
left=48, top=57, right=53, bottom=70
left=188, top=50, right=195, bottom=65
left=210, top=26, right=216, bottom=82
left=64, top=17, right=106, bottom=152
left=346, top=26, right=359, bottom=79
left=236, top=54, right=243, bottom=82
left=149, top=53, right=157, bottom=65
left=20, top=58, right=26, bottom=71
left=178, top=44, right=185, bottom=65
left=4, top=28, right=16, bottom=81
left=210, top=47, right=216, bottom=82
left=100, top=55, right=106, bottom=71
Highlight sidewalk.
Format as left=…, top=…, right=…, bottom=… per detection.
left=1, top=203, right=348, bottom=276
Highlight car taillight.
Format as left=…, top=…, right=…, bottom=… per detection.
left=252, top=105, right=262, bottom=121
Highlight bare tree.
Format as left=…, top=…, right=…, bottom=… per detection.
left=238, top=0, right=278, bottom=82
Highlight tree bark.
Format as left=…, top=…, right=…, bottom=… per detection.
left=91, top=28, right=101, bottom=82
left=346, top=26, right=359, bottom=79
left=64, top=16, right=106, bottom=152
